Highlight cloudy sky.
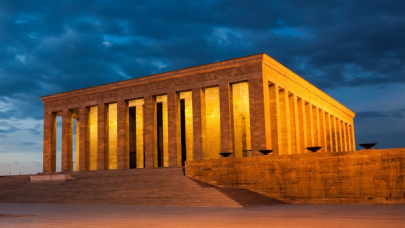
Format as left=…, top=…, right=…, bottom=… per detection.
left=0, top=0, right=404, bottom=174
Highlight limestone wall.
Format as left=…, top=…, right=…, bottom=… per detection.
left=185, top=149, right=405, bottom=204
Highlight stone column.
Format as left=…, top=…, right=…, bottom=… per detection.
left=62, top=109, right=73, bottom=171
left=350, top=124, right=356, bottom=151
left=345, top=123, right=351, bottom=151
left=168, top=91, right=180, bottom=166
left=336, top=117, right=342, bottom=152
left=43, top=111, right=57, bottom=173
left=312, top=106, right=320, bottom=147
left=331, top=115, right=338, bottom=152
left=192, top=88, right=206, bottom=161
left=305, top=102, right=314, bottom=148
left=97, top=103, right=108, bottom=170
left=340, top=121, right=347, bottom=151
left=136, top=103, right=144, bottom=168
left=297, top=98, right=307, bottom=154
left=117, top=100, right=129, bottom=169
left=325, top=112, right=332, bottom=152
left=279, top=89, right=291, bottom=155
left=248, top=78, right=271, bottom=155
left=319, top=109, right=327, bottom=153
left=219, top=83, right=234, bottom=154
left=144, top=95, right=156, bottom=168
left=289, top=94, right=300, bottom=154
left=79, top=106, right=89, bottom=171
left=269, top=84, right=281, bottom=155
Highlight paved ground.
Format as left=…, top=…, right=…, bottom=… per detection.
left=0, top=203, right=404, bottom=228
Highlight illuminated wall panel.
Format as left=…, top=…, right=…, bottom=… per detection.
left=129, top=99, right=145, bottom=168
left=232, top=82, right=251, bottom=157
left=108, top=103, right=117, bottom=169
left=88, top=106, right=98, bottom=170
left=204, top=87, right=220, bottom=159
left=179, top=91, right=194, bottom=161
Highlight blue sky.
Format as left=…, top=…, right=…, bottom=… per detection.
left=1, top=0, right=404, bottom=174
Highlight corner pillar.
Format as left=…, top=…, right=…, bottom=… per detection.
left=248, top=78, right=271, bottom=154
left=43, top=111, right=57, bottom=173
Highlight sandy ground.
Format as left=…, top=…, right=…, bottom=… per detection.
left=0, top=203, right=404, bottom=228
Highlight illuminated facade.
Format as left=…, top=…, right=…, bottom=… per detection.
left=41, top=53, right=355, bottom=173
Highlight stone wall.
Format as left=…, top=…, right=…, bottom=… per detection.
left=185, top=149, right=405, bottom=204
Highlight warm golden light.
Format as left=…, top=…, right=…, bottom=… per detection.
left=129, top=99, right=145, bottom=168
left=204, top=87, right=220, bottom=159
left=89, top=106, right=98, bottom=170
left=108, top=103, right=117, bottom=169
left=179, top=91, right=194, bottom=161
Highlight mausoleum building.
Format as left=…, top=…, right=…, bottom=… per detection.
left=41, top=53, right=356, bottom=173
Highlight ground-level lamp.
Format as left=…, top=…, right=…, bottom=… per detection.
left=306, top=147, right=322, bottom=153
left=359, top=143, right=377, bottom=149
left=258, top=150, right=273, bottom=155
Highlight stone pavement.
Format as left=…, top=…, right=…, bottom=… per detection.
left=0, top=203, right=404, bottom=228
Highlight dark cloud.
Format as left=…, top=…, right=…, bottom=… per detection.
left=0, top=0, right=404, bottom=153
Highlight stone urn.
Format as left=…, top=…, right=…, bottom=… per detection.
left=306, top=147, right=322, bottom=153
left=258, top=150, right=273, bottom=155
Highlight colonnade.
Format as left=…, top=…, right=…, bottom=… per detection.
left=268, top=83, right=355, bottom=155
left=43, top=80, right=355, bottom=173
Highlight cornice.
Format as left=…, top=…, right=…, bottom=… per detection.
left=41, top=53, right=264, bottom=103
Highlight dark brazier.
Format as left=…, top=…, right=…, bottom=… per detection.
left=219, top=152, right=232, bottom=158
left=258, top=150, right=273, bottom=155
left=359, top=143, right=377, bottom=149
left=306, top=147, right=322, bottom=153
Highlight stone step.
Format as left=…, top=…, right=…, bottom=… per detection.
left=0, top=168, right=282, bottom=207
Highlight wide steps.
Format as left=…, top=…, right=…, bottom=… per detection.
left=0, top=168, right=283, bottom=207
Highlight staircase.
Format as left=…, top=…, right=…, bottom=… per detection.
left=0, top=168, right=283, bottom=207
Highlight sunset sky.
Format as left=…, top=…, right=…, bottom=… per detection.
left=0, top=0, right=404, bottom=174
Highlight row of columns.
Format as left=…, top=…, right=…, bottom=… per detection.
left=43, top=78, right=355, bottom=172
left=43, top=82, right=240, bottom=172
left=268, top=83, right=355, bottom=155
